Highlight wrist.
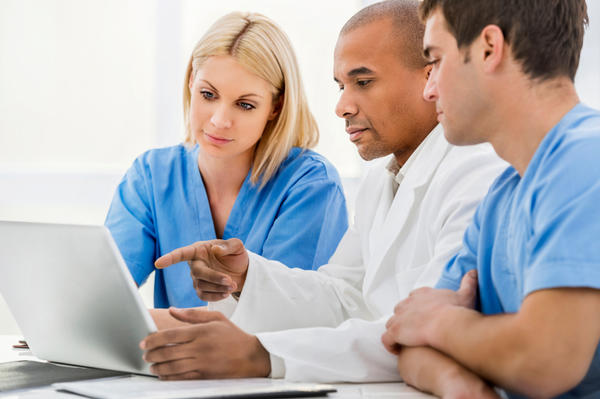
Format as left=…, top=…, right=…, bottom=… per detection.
left=235, top=251, right=250, bottom=292
left=437, top=363, right=496, bottom=398
left=426, top=303, right=455, bottom=349
left=247, top=336, right=271, bottom=377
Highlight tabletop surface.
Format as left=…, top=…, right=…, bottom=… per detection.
left=0, top=335, right=434, bottom=398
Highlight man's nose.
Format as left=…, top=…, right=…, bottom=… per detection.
left=423, top=74, right=438, bottom=103
left=335, top=90, right=358, bottom=119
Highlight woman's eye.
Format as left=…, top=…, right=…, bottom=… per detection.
left=238, top=102, right=255, bottom=111
left=201, top=90, right=215, bottom=100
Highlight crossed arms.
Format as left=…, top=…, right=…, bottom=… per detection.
left=383, top=277, right=600, bottom=398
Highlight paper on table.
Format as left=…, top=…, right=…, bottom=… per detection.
left=53, top=376, right=336, bottom=399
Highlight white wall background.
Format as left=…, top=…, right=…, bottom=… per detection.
left=0, top=0, right=363, bottom=335
left=1, top=0, right=599, bottom=334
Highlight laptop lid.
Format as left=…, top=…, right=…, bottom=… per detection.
left=0, top=221, right=157, bottom=375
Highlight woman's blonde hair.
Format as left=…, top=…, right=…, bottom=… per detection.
left=183, top=12, right=319, bottom=186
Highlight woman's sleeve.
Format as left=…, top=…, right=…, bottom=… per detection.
left=104, top=158, right=157, bottom=285
left=260, top=169, right=349, bottom=270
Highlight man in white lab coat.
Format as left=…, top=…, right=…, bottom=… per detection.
left=140, top=0, right=505, bottom=390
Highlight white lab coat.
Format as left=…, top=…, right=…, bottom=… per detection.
left=210, top=126, right=507, bottom=382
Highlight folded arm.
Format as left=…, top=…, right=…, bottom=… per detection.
left=396, top=346, right=499, bottom=398
left=388, top=287, right=600, bottom=397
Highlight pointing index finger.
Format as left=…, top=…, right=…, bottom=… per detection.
left=155, top=243, right=206, bottom=269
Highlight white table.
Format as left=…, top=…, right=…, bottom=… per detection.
left=0, top=335, right=434, bottom=398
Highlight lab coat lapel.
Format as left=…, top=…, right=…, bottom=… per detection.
left=368, top=164, right=395, bottom=259
left=365, top=126, right=451, bottom=289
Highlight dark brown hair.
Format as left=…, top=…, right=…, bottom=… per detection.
left=419, top=0, right=588, bottom=81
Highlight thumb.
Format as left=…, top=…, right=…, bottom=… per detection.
left=457, top=269, right=478, bottom=307
left=169, top=307, right=225, bottom=324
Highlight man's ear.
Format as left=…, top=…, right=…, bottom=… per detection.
left=478, top=24, right=505, bottom=73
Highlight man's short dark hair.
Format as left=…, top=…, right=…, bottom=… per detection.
left=341, top=0, right=427, bottom=70
left=419, top=0, right=588, bottom=82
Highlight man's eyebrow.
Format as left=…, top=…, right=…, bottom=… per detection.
left=334, top=66, right=375, bottom=84
left=347, top=66, right=374, bottom=77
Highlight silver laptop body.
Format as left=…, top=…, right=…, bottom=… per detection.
left=0, top=221, right=156, bottom=375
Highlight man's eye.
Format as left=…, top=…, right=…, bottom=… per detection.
left=238, top=102, right=255, bottom=111
left=357, top=80, right=371, bottom=87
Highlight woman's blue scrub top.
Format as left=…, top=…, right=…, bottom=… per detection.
left=105, top=144, right=348, bottom=308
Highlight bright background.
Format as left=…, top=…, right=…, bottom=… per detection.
left=1, top=0, right=599, bottom=334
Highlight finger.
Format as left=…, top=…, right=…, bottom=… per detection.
left=140, top=325, right=201, bottom=350
left=169, top=308, right=225, bottom=324
left=457, top=269, right=478, bottom=304
left=144, top=342, right=194, bottom=364
left=195, top=289, right=230, bottom=302
left=188, top=260, right=235, bottom=287
left=381, top=331, right=402, bottom=355
left=151, top=358, right=200, bottom=377
left=155, top=242, right=210, bottom=269
left=195, top=279, right=236, bottom=294
left=385, top=315, right=394, bottom=329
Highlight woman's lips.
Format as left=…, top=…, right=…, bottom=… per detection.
left=204, top=132, right=233, bottom=145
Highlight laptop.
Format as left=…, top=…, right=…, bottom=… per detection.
left=0, top=221, right=156, bottom=375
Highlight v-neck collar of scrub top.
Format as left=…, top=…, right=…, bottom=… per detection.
left=187, top=144, right=254, bottom=240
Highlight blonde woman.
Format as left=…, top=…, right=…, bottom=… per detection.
left=105, top=12, right=348, bottom=310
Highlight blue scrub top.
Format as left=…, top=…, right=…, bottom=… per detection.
left=105, top=144, right=348, bottom=308
left=437, top=104, right=600, bottom=399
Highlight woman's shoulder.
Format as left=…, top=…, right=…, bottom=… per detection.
left=127, top=144, right=194, bottom=181
left=278, top=147, right=342, bottom=184
left=134, top=143, right=190, bottom=166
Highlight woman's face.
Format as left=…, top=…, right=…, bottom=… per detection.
left=189, top=55, right=278, bottom=162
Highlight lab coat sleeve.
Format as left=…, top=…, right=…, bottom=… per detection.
left=209, top=222, right=372, bottom=331
left=257, top=316, right=399, bottom=382
left=259, top=146, right=506, bottom=383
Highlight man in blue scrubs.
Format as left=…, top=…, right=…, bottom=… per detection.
left=383, top=1, right=600, bottom=398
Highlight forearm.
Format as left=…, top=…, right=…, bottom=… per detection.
left=428, top=302, right=590, bottom=397
left=229, top=251, right=370, bottom=333
left=397, top=346, right=499, bottom=398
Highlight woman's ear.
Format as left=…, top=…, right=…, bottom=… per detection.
left=268, top=97, right=282, bottom=121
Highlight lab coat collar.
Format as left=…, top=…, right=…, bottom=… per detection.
left=400, top=124, right=449, bottom=190
left=366, top=124, right=451, bottom=287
